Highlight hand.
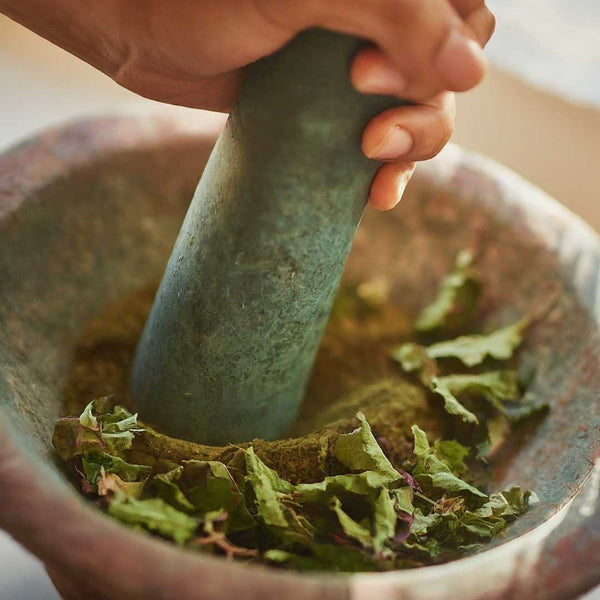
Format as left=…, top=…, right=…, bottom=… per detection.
left=1, top=0, right=495, bottom=210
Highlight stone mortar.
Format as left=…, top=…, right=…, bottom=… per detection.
left=1, top=115, right=600, bottom=599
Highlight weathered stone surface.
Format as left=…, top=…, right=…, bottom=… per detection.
left=2, top=117, right=600, bottom=599
left=130, top=30, right=402, bottom=444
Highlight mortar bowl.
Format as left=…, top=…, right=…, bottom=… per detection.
left=1, top=115, right=600, bottom=600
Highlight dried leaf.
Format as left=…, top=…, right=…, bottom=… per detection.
left=390, top=343, right=437, bottom=384
left=151, top=467, right=196, bottom=513
left=432, top=440, right=470, bottom=477
left=79, top=401, right=99, bottom=431
left=97, top=471, right=145, bottom=499
left=294, top=470, right=395, bottom=504
left=245, top=447, right=313, bottom=545
left=182, top=460, right=255, bottom=532
left=391, top=487, right=414, bottom=516
left=82, top=453, right=151, bottom=485
left=435, top=371, right=520, bottom=412
left=426, top=318, right=529, bottom=367
left=411, top=426, right=486, bottom=498
left=415, top=250, right=480, bottom=333
left=430, top=377, right=479, bottom=425
left=329, top=496, right=373, bottom=549
left=108, top=495, right=199, bottom=545
left=334, top=412, right=398, bottom=480
left=372, top=489, right=397, bottom=552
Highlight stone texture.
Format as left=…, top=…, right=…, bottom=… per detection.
left=130, top=30, right=402, bottom=444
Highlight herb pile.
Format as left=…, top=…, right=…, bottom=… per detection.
left=53, top=250, right=544, bottom=572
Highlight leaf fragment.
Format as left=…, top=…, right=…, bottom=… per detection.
left=426, top=318, right=529, bottom=367
left=415, top=250, right=481, bottom=333
left=79, top=401, right=99, bottom=431
left=82, top=453, right=151, bottom=485
left=430, top=377, right=479, bottom=425
left=329, top=496, right=373, bottom=549
left=151, top=467, right=196, bottom=513
left=108, top=495, right=199, bottom=545
left=245, top=447, right=313, bottom=545
left=334, top=412, right=398, bottom=480
left=372, top=488, right=398, bottom=552
left=435, top=371, right=520, bottom=412
left=411, top=426, right=485, bottom=498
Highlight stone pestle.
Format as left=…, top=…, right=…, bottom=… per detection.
left=130, top=29, right=404, bottom=445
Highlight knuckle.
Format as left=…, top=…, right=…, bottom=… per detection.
left=382, top=0, right=421, bottom=24
left=251, top=0, right=298, bottom=30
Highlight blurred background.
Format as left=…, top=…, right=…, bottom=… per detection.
left=1, top=0, right=600, bottom=598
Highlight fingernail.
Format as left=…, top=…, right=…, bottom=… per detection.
left=434, top=29, right=486, bottom=90
left=367, top=125, right=413, bottom=160
left=356, top=64, right=408, bottom=97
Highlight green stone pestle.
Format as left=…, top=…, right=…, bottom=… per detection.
left=130, top=29, right=403, bottom=445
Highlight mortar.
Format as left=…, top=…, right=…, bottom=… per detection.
left=1, top=115, right=600, bottom=599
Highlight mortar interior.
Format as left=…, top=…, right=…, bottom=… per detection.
left=2, top=119, right=600, bottom=567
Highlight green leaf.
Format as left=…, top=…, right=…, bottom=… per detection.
left=100, top=430, right=135, bottom=453
left=329, top=496, right=373, bottom=548
left=245, top=447, right=313, bottom=545
left=99, top=406, right=144, bottom=454
left=245, top=447, right=292, bottom=529
left=411, top=426, right=486, bottom=498
left=264, top=549, right=329, bottom=571
left=82, top=453, right=151, bottom=485
left=201, top=508, right=228, bottom=534
left=184, top=460, right=238, bottom=510
left=409, top=509, right=441, bottom=536
left=390, top=343, right=428, bottom=373
left=151, top=467, right=196, bottom=513
left=182, top=460, right=255, bottom=532
left=108, top=495, right=199, bottom=545
left=435, top=371, right=520, bottom=412
left=79, top=401, right=99, bottom=430
left=265, top=544, right=379, bottom=573
left=430, top=377, right=479, bottom=425
left=372, top=489, right=397, bottom=552
left=102, top=410, right=140, bottom=433
left=391, top=487, right=414, bottom=515
left=311, top=543, right=380, bottom=572
left=294, top=470, right=395, bottom=504
left=98, top=474, right=146, bottom=500
left=459, top=511, right=505, bottom=538
left=426, top=318, right=529, bottom=367
left=432, top=440, right=470, bottom=477
left=415, top=250, right=480, bottom=333
left=493, top=487, right=536, bottom=517
left=334, top=412, right=398, bottom=480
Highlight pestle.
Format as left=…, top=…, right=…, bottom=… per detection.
left=130, top=29, right=404, bottom=445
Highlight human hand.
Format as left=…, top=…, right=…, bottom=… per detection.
left=1, top=0, right=495, bottom=209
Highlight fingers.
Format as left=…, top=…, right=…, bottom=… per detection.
left=294, top=0, right=487, bottom=99
left=368, top=162, right=416, bottom=211
left=350, top=47, right=408, bottom=98
left=466, top=6, right=495, bottom=47
left=364, top=92, right=452, bottom=211
left=361, top=92, right=455, bottom=163
left=450, top=0, right=496, bottom=46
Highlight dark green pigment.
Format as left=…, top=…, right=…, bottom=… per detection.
left=130, top=30, right=404, bottom=445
